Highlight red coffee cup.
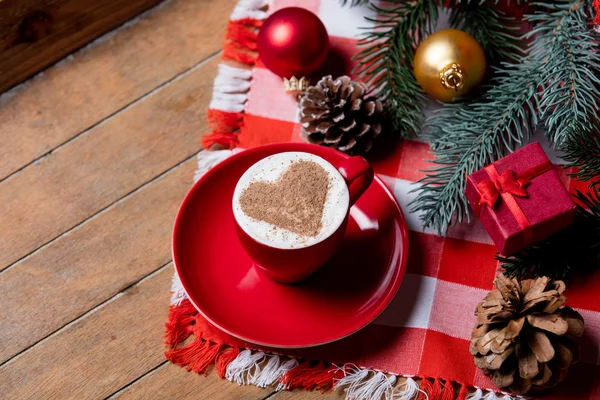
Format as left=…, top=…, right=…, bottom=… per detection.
left=233, top=152, right=373, bottom=284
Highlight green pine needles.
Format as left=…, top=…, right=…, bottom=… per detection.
left=533, top=2, right=600, bottom=147
left=339, top=0, right=370, bottom=6
left=410, top=0, right=600, bottom=233
left=563, top=132, right=600, bottom=187
left=353, top=0, right=439, bottom=137
left=448, top=2, right=523, bottom=66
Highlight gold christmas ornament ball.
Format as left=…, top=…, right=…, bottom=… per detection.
left=413, top=29, right=486, bottom=102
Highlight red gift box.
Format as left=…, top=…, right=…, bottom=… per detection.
left=465, top=142, right=576, bottom=255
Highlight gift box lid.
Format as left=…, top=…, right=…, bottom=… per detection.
left=465, top=142, right=576, bottom=255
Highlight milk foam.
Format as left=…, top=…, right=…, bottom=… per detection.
left=233, top=152, right=350, bottom=249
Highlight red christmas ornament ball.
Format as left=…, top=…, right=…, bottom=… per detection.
left=257, top=7, right=329, bottom=78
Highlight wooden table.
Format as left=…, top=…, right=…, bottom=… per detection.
left=0, top=1, right=344, bottom=398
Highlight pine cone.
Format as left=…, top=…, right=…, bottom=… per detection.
left=471, top=275, right=584, bottom=395
left=299, top=75, right=383, bottom=154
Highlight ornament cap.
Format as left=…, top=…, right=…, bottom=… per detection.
left=440, top=63, right=466, bottom=92
left=283, top=76, right=310, bottom=94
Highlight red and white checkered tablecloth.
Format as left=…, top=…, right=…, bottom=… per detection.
left=165, top=1, right=600, bottom=399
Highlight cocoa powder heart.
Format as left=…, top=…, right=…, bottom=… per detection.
left=239, top=160, right=330, bottom=237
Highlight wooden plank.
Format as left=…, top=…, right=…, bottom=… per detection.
left=0, top=266, right=272, bottom=399
left=0, top=54, right=220, bottom=270
left=111, top=362, right=271, bottom=400
left=0, top=0, right=236, bottom=180
left=0, top=266, right=173, bottom=399
left=0, top=158, right=195, bottom=363
left=0, top=0, right=158, bottom=93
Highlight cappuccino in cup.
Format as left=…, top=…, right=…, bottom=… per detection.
left=233, top=152, right=350, bottom=249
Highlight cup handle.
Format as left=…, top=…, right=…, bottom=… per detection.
left=337, top=156, right=374, bottom=206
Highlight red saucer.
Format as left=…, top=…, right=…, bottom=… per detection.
left=172, top=143, right=409, bottom=348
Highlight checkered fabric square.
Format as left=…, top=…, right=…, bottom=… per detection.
left=167, top=1, right=600, bottom=398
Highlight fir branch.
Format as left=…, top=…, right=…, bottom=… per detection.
left=354, top=0, right=439, bottom=137
left=499, top=189, right=600, bottom=281
left=448, top=1, right=524, bottom=66
left=533, top=1, right=600, bottom=185
left=532, top=1, right=600, bottom=146
left=563, top=131, right=600, bottom=187
left=339, top=0, right=370, bottom=6
left=410, top=0, right=600, bottom=233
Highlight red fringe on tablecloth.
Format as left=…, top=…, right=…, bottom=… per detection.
left=201, top=16, right=262, bottom=150
left=164, top=300, right=474, bottom=399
